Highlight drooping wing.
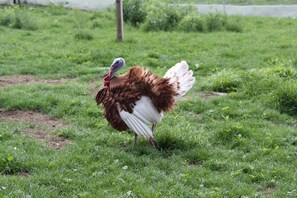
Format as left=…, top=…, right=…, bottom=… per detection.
left=117, top=96, right=163, bottom=138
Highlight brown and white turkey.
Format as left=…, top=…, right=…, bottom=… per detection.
left=96, top=58, right=195, bottom=147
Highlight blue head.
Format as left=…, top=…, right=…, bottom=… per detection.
left=104, top=57, right=125, bottom=87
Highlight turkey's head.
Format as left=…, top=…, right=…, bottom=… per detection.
left=104, top=57, right=125, bottom=87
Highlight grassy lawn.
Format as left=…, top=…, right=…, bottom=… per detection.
left=0, top=4, right=297, bottom=197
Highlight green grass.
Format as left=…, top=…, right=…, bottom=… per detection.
left=1, top=4, right=297, bottom=197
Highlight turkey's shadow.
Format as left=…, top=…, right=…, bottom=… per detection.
left=124, top=134, right=197, bottom=158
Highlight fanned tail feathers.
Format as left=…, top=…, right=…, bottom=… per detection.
left=164, top=61, right=195, bottom=97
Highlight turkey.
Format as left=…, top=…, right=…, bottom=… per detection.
left=96, top=58, right=195, bottom=147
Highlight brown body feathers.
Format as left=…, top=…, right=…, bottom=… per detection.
left=96, top=66, right=178, bottom=131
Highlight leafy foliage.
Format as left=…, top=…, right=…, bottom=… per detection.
left=123, top=0, right=243, bottom=33
left=123, top=0, right=147, bottom=26
left=179, top=13, right=205, bottom=32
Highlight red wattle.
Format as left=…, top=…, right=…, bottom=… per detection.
left=104, top=73, right=110, bottom=87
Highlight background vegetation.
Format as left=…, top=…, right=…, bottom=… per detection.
left=124, top=0, right=243, bottom=32
left=0, top=3, right=297, bottom=197
left=169, top=0, right=297, bottom=5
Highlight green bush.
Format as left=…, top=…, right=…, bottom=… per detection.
left=205, top=12, right=227, bottom=32
left=123, top=0, right=147, bottom=26
left=142, top=5, right=168, bottom=31
left=179, top=13, right=205, bottom=32
left=142, top=3, right=184, bottom=31
left=123, top=0, right=243, bottom=33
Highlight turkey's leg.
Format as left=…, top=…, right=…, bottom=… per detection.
left=149, top=124, right=156, bottom=148
left=133, top=133, right=138, bottom=148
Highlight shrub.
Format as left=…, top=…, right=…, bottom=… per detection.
left=179, top=13, right=205, bottom=32
left=142, top=5, right=168, bottom=31
left=142, top=3, right=183, bottom=32
left=205, top=12, right=227, bottom=32
left=123, top=0, right=147, bottom=26
left=123, top=0, right=243, bottom=33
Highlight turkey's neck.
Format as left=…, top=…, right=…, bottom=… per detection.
left=104, top=74, right=126, bottom=88
left=103, top=73, right=110, bottom=87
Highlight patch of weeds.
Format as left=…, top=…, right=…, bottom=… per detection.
left=0, top=155, right=30, bottom=175
left=263, top=59, right=297, bottom=79
left=292, top=138, right=297, bottom=146
left=203, top=70, right=242, bottom=92
left=29, top=123, right=36, bottom=129
left=205, top=160, right=229, bottom=172
left=74, top=31, right=94, bottom=41
left=48, top=4, right=68, bottom=15
left=178, top=98, right=207, bottom=114
left=212, top=122, right=250, bottom=149
left=0, top=130, right=12, bottom=141
left=146, top=57, right=161, bottom=67
left=179, top=13, right=205, bottom=32
left=185, top=147, right=210, bottom=165
left=55, top=128, right=77, bottom=139
left=92, top=21, right=102, bottom=29
left=225, top=17, right=243, bottom=33
left=293, top=59, right=297, bottom=68
left=0, top=6, right=38, bottom=30
left=274, top=80, right=297, bottom=116
left=241, top=70, right=281, bottom=97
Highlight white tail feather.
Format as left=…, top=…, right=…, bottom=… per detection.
left=164, top=61, right=195, bottom=97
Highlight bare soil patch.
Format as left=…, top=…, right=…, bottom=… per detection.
left=88, top=77, right=103, bottom=96
left=198, top=91, right=228, bottom=100
left=0, top=110, right=69, bottom=149
left=0, top=75, right=70, bottom=89
left=257, top=185, right=276, bottom=198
